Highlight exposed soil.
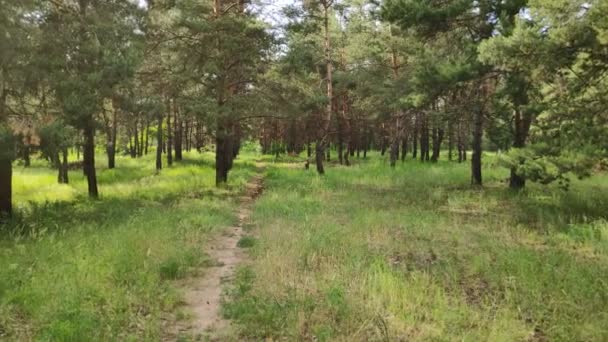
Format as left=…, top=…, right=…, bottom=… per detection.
left=166, top=173, right=264, bottom=341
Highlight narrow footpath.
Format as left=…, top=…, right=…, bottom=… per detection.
left=167, top=172, right=264, bottom=341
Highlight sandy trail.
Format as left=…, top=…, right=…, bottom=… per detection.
left=167, top=174, right=264, bottom=341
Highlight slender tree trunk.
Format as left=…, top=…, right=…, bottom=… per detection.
left=471, top=107, right=483, bottom=186
left=55, top=153, right=62, bottom=184
left=144, top=121, right=149, bottom=155
left=174, top=103, right=183, bottom=161
left=315, top=143, right=325, bottom=175
left=156, top=115, right=163, bottom=171
left=509, top=108, right=532, bottom=190
left=316, top=1, right=333, bottom=175
left=412, top=120, right=418, bottom=159
left=448, top=123, right=453, bottom=161
left=0, top=156, right=11, bottom=217
left=62, top=148, right=69, bottom=184
left=401, top=134, right=407, bottom=161
left=431, top=127, right=444, bottom=162
left=139, top=120, right=144, bottom=157
left=215, top=125, right=229, bottom=185
left=134, top=121, right=140, bottom=158
left=0, top=77, right=12, bottom=216
left=390, top=118, right=401, bottom=167
left=83, top=124, right=99, bottom=198
left=166, top=100, right=173, bottom=166
left=23, top=135, right=30, bottom=167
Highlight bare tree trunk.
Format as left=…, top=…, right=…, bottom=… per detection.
left=0, top=156, right=11, bottom=217
left=144, top=120, right=150, bottom=155
left=0, top=72, right=12, bottom=217
left=509, top=108, right=533, bottom=189
left=471, top=107, right=483, bottom=186
left=316, top=1, right=333, bottom=175
left=83, top=124, right=99, bottom=198
left=156, top=115, right=163, bottom=171
left=62, top=148, right=69, bottom=184
left=174, top=103, right=183, bottom=161
left=166, top=99, right=173, bottom=166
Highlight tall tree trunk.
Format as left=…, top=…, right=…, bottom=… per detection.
left=401, top=134, right=408, bottom=161
left=315, top=143, right=325, bottom=175
left=83, top=124, right=99, bottom=198
left=448, top=123, right=453, bottom=161
left=431, top=127, right=444, bottom=162
left=166, top=100, right=173, bottom=166
left=174, top=103, right=183, bottom=161
left=156, top=115, right=163, bottom=171
left=316, top=1, right=333, bottom=175
left=0, top=156, right=11, bottom=217
left=55, top=153, right=64, bottom=184
left=471, top=107, right=483, bottom=186
left=215, top=125, right=229, bottom=185
left=107, top=99, right=118, bottom=168
left=0, top=86, right=12, bottom=216
left=390, top=118, right=401, bottom=167
left=134, top=123, right=139, bottom=157
left=139, top=120, right=144, bottom=157
left=61, top=147, right=69, bottom=184
left=23, top=134, right=31, bottom=167
left=144, top=120, right=150, bottom=155
left=509, top=108, right=533, bottom=190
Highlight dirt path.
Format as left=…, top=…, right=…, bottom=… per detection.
left=168, top=173, right=264, bottom=341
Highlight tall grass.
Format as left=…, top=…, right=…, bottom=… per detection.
left=225, top=152, right=608, bottom=341
left=1, top=152, right=255, bottom=340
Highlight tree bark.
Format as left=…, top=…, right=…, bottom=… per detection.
left=61, top=147, right=69, bottom=184
left=315, top=0, right=333, bottom=176
left=144, top=120, right=149, bottom=155
left=156, top=115, right=163, bottom=171
left=174, top=103, right=183, bottom=161
left=166, top=100, right=173, bottom=166
left=83, top=124, right=99, bottom=198
left=471, top=107, right=483, bottom=186
left=431, top=127, right=444, bottom=162
left=0, top=156, right=11, bottom=218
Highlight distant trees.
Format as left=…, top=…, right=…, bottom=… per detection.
left=0, top=0, right=606, bottom=217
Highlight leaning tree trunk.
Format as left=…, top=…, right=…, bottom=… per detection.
left=83, top=124, right=99, bottom=198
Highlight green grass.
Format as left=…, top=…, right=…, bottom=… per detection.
left=224, top=152, right=608, bottom=341
left=0, top=151, right=256, bottom=340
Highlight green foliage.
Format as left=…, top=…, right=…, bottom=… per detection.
left=37, top=120, right=76, bottom=163
left=499, top=146, right=598, bottom=188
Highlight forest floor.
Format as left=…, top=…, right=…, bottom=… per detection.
left=1, top=151, right=608, bottom=341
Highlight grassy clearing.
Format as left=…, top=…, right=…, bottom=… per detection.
left=225, top=152, right=608, bottom=341
left=0, top=152, right=256, bottom=341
